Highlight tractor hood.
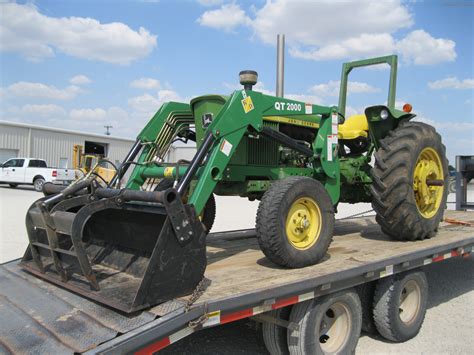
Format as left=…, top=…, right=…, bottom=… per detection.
left=191, top=95, right=228, bottom=145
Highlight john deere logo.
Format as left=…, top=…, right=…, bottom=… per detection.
left=202, top=113, right=213, bottom=127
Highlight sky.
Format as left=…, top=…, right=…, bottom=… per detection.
left=0, top=0, right=473, bottom=163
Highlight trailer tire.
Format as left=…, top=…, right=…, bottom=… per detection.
left=373, top=270, right=428, bottom=342
left=371, top=122, right=448, bottom=241
left=355, top=282, right=377, bottom=334
left=287, top=289, right=361, bottom=355
left=155, top=179, right=216, bottom=232
left=33, top=177, right=45, bottom=192
left=256, top=176, right=334, bottom=268
left=262, top=307, right=291, bottom=355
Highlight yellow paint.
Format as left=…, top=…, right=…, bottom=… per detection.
left=286, top=197, right=322, bottom=250
left=413, top=147, right=444, bottom=218
left=338, top=114, right=368, bottom=140
left=164, top=167, right=174, bottom=178
left=263, top=116, right=319, bottom=128
left=241, top=96, right=254, bottom=113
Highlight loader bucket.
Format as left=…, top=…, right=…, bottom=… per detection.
left=20, top=187, right=207, bottom=313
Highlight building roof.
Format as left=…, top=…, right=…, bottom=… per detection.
left=0, top=120, right=135, bottom=142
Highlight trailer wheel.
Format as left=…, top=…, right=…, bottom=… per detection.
left=371, top=122, right=448, bottom=240
left=288, top=289, right=362, bottom=355
left=256, top=177, right=334, bottom=268
left=373, top=270, right=428, bottom=342
left=155, top=179, right=216, bottom=232
left=448, top=177, right=456, bottom=194
left=355, top=282, right=377, bottom=334
left=33, top=177, right=45, bottom=192
left=262, top=307, right=291, bottom=355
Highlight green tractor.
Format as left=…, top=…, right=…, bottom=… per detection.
left=21, top=55, right=448, bottom=313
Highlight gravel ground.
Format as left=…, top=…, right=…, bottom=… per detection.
left=0, top=184, right=473, bottom=353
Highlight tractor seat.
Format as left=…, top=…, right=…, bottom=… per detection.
left=338, top=114, right=368, bottom=140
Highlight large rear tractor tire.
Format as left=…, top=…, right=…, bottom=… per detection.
left=256, top=176, right=334, bottom=268
left=155, top=179, right=216, bottom=232
left=371, top=122, right=448, bottom=240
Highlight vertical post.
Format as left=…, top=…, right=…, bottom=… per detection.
left=276, top=34, right=285, bottom=97
left=387, top=56, right=397, bottom=110
left=455, top=155, right=463, bottom=211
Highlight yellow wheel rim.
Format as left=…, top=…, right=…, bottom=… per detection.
left=413, top=147, right=444, bottom=219
left=286, top=197, right=322, bottom=250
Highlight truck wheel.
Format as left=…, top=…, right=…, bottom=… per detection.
left=262, top=307, right=291, bottom=355
left=373, top=271, right=428, bottom=342
left=371, top=122, right=448, bottom=240
left=154, top=179, right=216, bottom=232
left=33, top=178, right=45, bottom=192
left=9, top=183, right=18, bottom=188
left=287, top=289, right=362, bottom=355
left=256, top=176, right=334, bottom=268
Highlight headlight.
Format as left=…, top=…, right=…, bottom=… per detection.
left=380, top=109, right=389, bottom=120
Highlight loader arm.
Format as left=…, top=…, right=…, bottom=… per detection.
left=123, top=89, right=341, bottom=213
left=185, top=90, right=340, bottom=213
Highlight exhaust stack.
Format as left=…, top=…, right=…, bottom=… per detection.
left=276, top=34, right=285, bottom=97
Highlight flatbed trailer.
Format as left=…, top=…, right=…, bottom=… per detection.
left=1, top=209, right=473, bottom=354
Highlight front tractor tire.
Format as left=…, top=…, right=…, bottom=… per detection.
left=256, top=177, right=334, bottom=268
left=371, top=122, right=448, bottom=241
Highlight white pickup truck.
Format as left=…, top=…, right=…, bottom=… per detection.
left=0, top=158, right=75, bottom=191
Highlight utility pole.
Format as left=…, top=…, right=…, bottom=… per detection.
left=104, top=125, right=113, bottom=136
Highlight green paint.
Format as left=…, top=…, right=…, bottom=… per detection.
left=122, top=54, right=414, bottom=217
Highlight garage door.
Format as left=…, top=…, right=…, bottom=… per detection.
left=0, top=149, right=18, bottom=164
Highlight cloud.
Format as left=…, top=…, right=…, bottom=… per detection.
left=21, top=104, right=66, bottom=117
left=396, top=30, right=456, bottom=65
left=311, top=80, right=380, bottom=97
left=415, top=116, right=474, bottom=131
left=0, top=2, right=157, bottom=64
left=128, top=90, right=185, bottom=113
left=197, top=3, right=251, bottom=32
left=3, top=81, right=82, bottom=100
left=70, top=108, right=107, bottom=121
left=130, top=78, right=161, bottom=90
left=251, top=0, right=412, bottom=45
left=290, top=33, right=397, bottom=61
left=428, top=77, right=474, bottom=90
left=198, top=0, right=456, bottom=65
left=70, top=75, right=92, bottom=85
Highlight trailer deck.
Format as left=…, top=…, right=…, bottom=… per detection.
left=1, top=210, right=473, bottom=354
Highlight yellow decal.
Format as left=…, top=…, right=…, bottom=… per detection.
left=241, top=96, right=254, bottom=113
left=263, top=116, right=319, bottom=128
left=164, top=167, right=174, bottom=178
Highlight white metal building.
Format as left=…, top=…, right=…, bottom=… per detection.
left=0, top=120, right=135, bottom=168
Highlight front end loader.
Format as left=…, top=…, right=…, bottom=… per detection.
left=20, top=55, right=448, bottom=313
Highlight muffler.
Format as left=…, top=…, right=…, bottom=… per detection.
left=20, top=182, right=207, bottom=313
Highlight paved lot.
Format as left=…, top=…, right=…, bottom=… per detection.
left=0, top=184, right=473, bottom=354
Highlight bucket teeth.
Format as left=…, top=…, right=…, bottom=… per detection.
left=21, top=188, right=207, bottom=313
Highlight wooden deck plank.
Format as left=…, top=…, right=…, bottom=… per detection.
left=198, top=210, right=474, bottom=303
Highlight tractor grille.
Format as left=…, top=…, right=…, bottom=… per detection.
left=247, top=122, right=279, bottom=166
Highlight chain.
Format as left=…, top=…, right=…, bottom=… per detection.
left=185, top=277, right=211, bottom=328
left=338, top=209, right=375, bottom=220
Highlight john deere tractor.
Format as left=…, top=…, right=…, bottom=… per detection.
left=20, top=55, right=448, bottom=312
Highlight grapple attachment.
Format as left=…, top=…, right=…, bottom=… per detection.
left=20, top=182, right=207, bottom=313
